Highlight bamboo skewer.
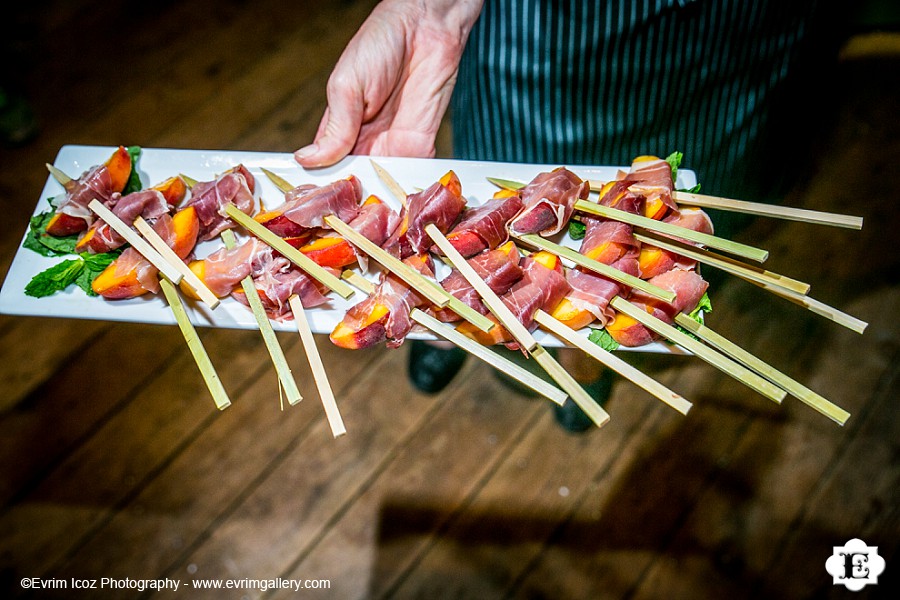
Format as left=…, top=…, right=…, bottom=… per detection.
left=632, top=231, right=811, bottom=295
left=487, top=175, right=864, bottom=230
left=513, top=232, right=677, bottom=302
left=134, top=216, right=221, bottom=308
left=340, top=270, right=568, bottom=406
left=88, top=199, right=184, bottom=284
left=370, top=160, right=409, bottom=207
left=533, top=309, right=693, bottom=415
left=427, top=224, right=537, bottom=351
left=159, top=277, right=231, bottom=410
left=674, top=314, right=850, bottom=425
left=223, top=203, right=355, bottom=300
left=574, top=200, right=770, bottom=263
left=608, top=296, right=787, bottom=403
left=647, top=187, right=862, bottom=230
left=222, top=229, right=303, bottom=406
left=259, top=168, right=295, bottom=195
left=426, top=224, right=609, bottom=427
left=46, top=163, right=73, bottom=186
left=753, top=281, right=868, bottom=334
left=324, top=215, right=494, bottom=333
left=289, top=295, right=346, bottom=437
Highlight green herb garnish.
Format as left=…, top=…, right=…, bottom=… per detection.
left=588, top=327, right=619, bottom=352
left=25, top=251, right=121, bottom=298
left=568, top=220, right=586, bottom=240
left=664, top=151, right=683, bottom=184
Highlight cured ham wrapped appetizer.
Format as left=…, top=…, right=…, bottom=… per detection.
left=91, top=167, right=257, bottom=300
left=438, top=190, right=523, bottom=258
left=74, top=176, right=187, bottom=254
left=605, top=268, right=709, bottom=347
left=255, top=174, right=362, bottom=240
left=43, top=145, right=134, bottom=237
left=330, top=254, right=435, bottom=349
left=457, top=251, right=571, bottom=350
left=432, top=241, right=524, bottom=322
left=508, top=167, right=589, bottom=236
left=384, top=171, right=467, bottom=259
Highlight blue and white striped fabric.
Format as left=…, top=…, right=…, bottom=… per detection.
left=451, top=0, right=834, bottom=203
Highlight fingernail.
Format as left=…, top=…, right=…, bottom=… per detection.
left=294, top=143, right=318, bottom=161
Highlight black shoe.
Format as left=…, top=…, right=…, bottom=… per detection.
left=553, top=368, right=614, bottom=433
left=407, top=340, right=468, bottom=394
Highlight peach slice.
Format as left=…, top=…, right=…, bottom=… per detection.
left=330, top=303, right=390, bottom=349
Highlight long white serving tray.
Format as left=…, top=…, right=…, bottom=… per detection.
left=0, top=145, right=697, bottom=354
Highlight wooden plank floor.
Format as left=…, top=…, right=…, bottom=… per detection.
left=1, top=2, right=897, bottom=598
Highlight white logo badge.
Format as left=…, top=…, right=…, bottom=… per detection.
left=825, top=538, right=885, bottom=591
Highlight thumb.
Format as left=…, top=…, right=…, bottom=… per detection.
left=294, top=88, right=364, bottom=168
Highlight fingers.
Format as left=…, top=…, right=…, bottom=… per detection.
left=295, top=78, right=365, bottom=168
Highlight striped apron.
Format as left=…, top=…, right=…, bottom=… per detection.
left=451, top=0, right=836, bottom=209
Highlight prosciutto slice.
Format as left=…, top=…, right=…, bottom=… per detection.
left=195, top=238, right=274, bottom=298
left=440, top=194, right=524, bottom=257
left=78, top=189, right=171, bottom=253
left=186, top=165, right=256, bottom=241
left=234, top=257, right=333, bottom=320
left=609, top=268, right=709, bottom=347
left=501, top=256, right=571, bottom=333
left=509, top=167, right=589, bottom=236
left=340, top=254, right=435, bottom=349
left=276, top=175, right=362, bottom=230
left=620, top=157, right=678, bottom=215
left=109, top=214, right=180, bottom=294
left=55, top=162, right=120, bottom=226
left=640, top=207, right=715, bottom=278
left=405, top=177, right=467, bottom=255
left=433, top=244, right=524, bottom=322
left=564, top=269, right=623, bottom=328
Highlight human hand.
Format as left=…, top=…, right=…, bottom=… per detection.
left=295, top=0, right=484, bottom=168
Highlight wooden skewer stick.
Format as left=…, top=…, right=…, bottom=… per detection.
left=159, top=277, right=231, bottom=410
left=632, top=231, right=811, bottom=295
left=427, top=223, right=536, bottom=350
left=411, top=309, right=568, bottom=406
left=490, top=175, right=864, bottom=230
left=656, top=187, right=863, bottom=230
left=222, top=230, right=303, bottom=406
left=179, top=173, right=199, bottom=188
left=426, top=224, right=608, bottom=427
left=224, top=203, right=355, bottom=299
left=324, top=215, right=494, bottom=333
left=288, top=295, right=346, bottom=437
left=609, top=296, right=787, bottom=403
left=340, top=270, right=568, bottom=406
left=134, top=216, right=221, bottom=309
left=513, top=232, right=677, bottom=302
left=259, top=167, right=295, bottom=194
left=370, top=160, right=409, bottom=207
left=574, top=200, right=770, bottom=263
left=533, top=310, right=693, bottom=415
left=751, top=280, right=868, bottom=335
left=88, top=199, right=184, bottom=284
left=674, top=314, right=850, bottom=425
left=46, top=163, right=73, bottom=186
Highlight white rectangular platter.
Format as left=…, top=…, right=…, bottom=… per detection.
left=0, top=145, right=696, bottom=354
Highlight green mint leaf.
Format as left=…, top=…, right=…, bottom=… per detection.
left=664, top=151, right=683, bottom=184
left=23, top=210, right=79, bottom=256
left=686, top=291, right=713, bottom=324
left=76, top=251, right=120, bottom=296
left=24, top=259, right=85, bottom=298
left=678, top=183, right=702, bottom=194
left=123, top=146, right=143, bottom=194
left=568, top=220, right=586, bottom=240
left=588, top=327, right=620, bottom=352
